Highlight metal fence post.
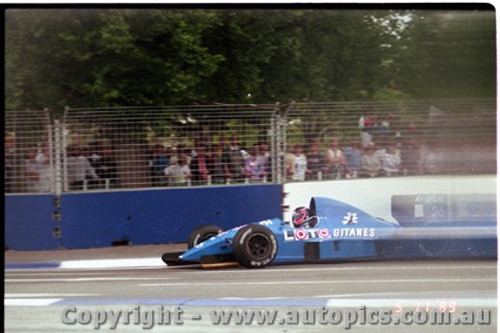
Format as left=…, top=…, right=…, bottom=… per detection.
left=276, top=113, right=286, bottom=185
left=279, top=102, right=295, bottom=184
left=53, top=119, right=64, bottom=195
left=271, top=103, right=287, bottom=185
left=49, top=112, right=64, bottom=248
left=270, top=106, right=278, bottom=184
left=45, top=112, right=55, bottom=194
left=61, top=107, right=69, bottom=192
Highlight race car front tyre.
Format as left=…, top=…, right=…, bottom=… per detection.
left=187, top=224, right=224, bottom=249
left=232, top=224, right=278, bottom=268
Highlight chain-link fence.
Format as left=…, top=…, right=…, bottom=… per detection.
left=62, top=104, right=278, bottom=191
left=5, top=99, right=496, bottom=194
left=283, top=99, right=496, bottom=181
left=5, top=109, right=55, bottom=193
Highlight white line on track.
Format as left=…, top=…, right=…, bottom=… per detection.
left=4, top=299, right=62, bottom=306
left=6, top=296, right=495, bottom=308
left=313, top=290, right=497, bottom=299
left=5, top=271, right=139, bottom=276
left=140, top=278, right=496, bottom=287
left=59, top=258, right=165, bottom=269
left=324, top=297, right=497, bottom=308
left=5, top=293, right=100, bottom=298
left=171, top=264, right=496, bottom=274
left=5, top=258, right=165, bottom=271
left=6, top=260, right=495, bottom=272
left=5, top=277, right=175, bottom=283
left=216, top=296, right=497, bottom=308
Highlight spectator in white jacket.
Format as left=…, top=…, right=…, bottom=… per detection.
left=382, top=142, right=402, bottom=175
left=67, top=145, right=99, bottom=190
left=360, top=144, right=382, bottom=177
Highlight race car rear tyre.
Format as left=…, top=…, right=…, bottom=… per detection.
left=187, top=224, right=224, bottom=249
left=232, top=224, right=278, bottom=268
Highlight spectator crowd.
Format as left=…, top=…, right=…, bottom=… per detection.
left=18, top=110, right=425, bottom=193
left=284, top=110, right=422, bottom=182
left=285, top=136, right=418, bottom=182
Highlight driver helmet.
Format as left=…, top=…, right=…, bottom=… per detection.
left=292, top=206, right=311, bottom=228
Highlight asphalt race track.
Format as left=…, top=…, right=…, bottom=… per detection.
left=5, top=244, right=497, bottom=332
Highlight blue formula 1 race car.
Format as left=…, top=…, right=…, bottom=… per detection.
left=161, top=196, right=497, bottom=268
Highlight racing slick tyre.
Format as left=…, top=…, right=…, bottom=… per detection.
left=187, top=224, right=224, bottom=249
left=232, top=224, right=278, bottom=268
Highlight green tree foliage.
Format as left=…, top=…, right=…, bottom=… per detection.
left=5, top=8, right=496, bottom=111
left=389, top=10, right=496, bottom=98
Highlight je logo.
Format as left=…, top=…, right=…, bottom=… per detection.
left=342, top=212, right=358, bottom=225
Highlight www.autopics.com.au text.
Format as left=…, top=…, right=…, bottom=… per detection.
left=60, top=305, right=491, bottom=329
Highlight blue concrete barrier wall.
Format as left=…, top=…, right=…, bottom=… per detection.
left=5, top=194, right=60, bottom=251
left=5, top=184, right=283, bottom=250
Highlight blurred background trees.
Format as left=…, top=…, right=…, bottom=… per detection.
left=5, top=7, right=496, bottom=111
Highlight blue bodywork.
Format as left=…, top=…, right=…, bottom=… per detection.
left=172, top=196, right=497, bottom=266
